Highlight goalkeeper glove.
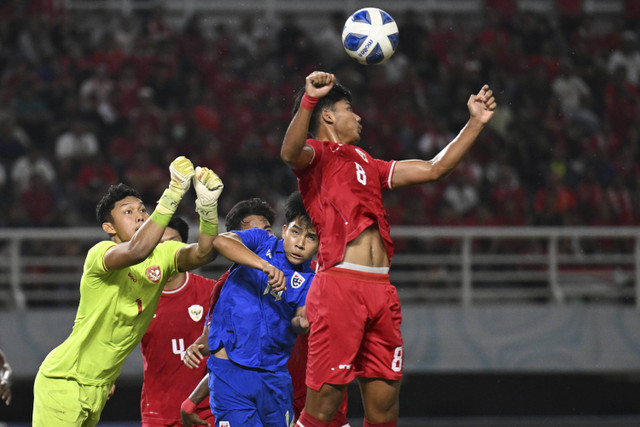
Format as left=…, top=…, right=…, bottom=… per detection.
left=193, top=166, right=224, bottom=236
left=153, top=156, right=195, bottom=225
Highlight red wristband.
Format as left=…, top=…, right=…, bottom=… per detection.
left=300, top=94, right=319, bottom=111
left=181, top=398, right=197, bottom=414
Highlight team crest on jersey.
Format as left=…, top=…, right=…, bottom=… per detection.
left=145, top=266, right=162, bottom=283
left=355, top=148, right=369, bottom=163
left=290, top=271, right=305, bottom=289
left=188, top=304, right=204, bottom=322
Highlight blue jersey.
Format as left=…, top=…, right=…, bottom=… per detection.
left=208, top=228, right=314, bottom=372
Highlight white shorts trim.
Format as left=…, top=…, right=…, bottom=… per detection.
left=334, top=261, right=390, bottom=274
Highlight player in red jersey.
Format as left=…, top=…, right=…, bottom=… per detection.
left=140, top=216, right=215, bottom=426
left=281, top=71, right=496, bottom=427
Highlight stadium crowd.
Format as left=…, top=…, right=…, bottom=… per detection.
left=1, top=0, right=639, bottom=234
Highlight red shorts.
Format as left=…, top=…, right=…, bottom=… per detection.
left=305, top=267, right=403, bottom=391
left=290, top=332, right=350, bottom=425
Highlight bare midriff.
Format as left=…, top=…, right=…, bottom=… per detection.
left=342, top=225, right=389, bottom=268
left=213, top=346, right=229, bottom=360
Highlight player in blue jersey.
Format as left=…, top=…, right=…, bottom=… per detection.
left=206, top=191, right=319, bottom=426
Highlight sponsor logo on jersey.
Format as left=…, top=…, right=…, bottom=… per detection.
left=219, top=422, right=230, bottom=427
left=355, top=147, right=368, bottom=162
left=338, top=364, right=352, bottom=370
left=188, top=304, right=204, bottom=322
left=146, top=266, right=162, bottom=283
left=291, top=272, right=305, bottom=289
left=128, top=272, right=137, bottom=282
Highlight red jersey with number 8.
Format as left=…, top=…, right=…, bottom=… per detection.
left=294, top=138, right=396, bottom=271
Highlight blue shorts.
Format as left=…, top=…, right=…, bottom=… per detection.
left=208, top=356, right=295, bottom=427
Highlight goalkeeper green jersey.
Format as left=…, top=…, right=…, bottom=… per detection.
left=38, top=239, right=185, bottom=386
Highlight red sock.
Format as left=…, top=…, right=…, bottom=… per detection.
left=296, top=410, right=330, bottom=427
left=363, top=419, right=397, bottom=427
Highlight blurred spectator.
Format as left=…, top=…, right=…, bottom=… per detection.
left=16, top=173, right=59, bottom=226
left=604, top=64, right=639, bottom=142
left=130, top=86, right=164, bottom=140
left=11, top=82, right=51, bottom=145
left=0, top=112, right=30, bottom=165
left=79, top=64, right=115, bottom=113
left=123, top=148, right=164, bottom=203
left=144, top=5, right=172, bottom=43
left=443, top=171, right=480, bottom=219
left=606, top=174, right=635, bottom=225
left=112, top=13, right=138, bottom=54
left=73, top=153, right=118, bottom=223
left=191, top=88, right=220, bottom=132
left=54, top=117, right=99, bottom=180
left=107, top=120, right=137, bottom=175
left=607, top=30, right=640, bottom=85
left=551, top=58, right=599, bottom=135
left=533, top=173, right=577, bottom=225
left=114, top=61, right=141, bottom=116
left=10, top=146, right=56, bottom=194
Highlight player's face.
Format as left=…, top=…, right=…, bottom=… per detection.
left=282, top=217, right=319, bottom=265
left=108, top=196, right=149, bottom=242
left=240, top=215, right=273, bottom=235
left=161, top=227, right=182, bottom=243
left=332, top=99, right=362, bottom=145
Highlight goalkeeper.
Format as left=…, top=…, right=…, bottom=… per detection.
left=32, top=157, right=283, bottom=426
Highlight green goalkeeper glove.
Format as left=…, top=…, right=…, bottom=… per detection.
left=155, top=156, right=195, bottom=217
left=193, top=166, right=224, bottom=236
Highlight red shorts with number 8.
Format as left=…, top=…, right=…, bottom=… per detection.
left=305, top=266, right=403, bottom=391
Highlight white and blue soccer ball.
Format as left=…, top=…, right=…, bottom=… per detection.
left=342, top=7, right=399, bottom=65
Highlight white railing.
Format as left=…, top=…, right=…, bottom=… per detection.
left=1, top=226, right=639, bottom=310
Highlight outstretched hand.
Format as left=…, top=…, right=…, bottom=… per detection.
left=169, top=156, right=196, bottom=197
left=305, top=71, right=336, bottom=98
left=183, top=343, right=207, bottom=369
left=468, top=84, right=497, bottom=124
left=182, top=410, right=210, bottom=427
left=193, top=167, right=224, bottom=208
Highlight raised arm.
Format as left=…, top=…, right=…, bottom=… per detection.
left=213, top=233, right=286, bottom=291
left=281, top=71, right=336, bottom=170
left=180, top=374, right=211, bottom=427
left=104, top=156, right=194, bottom=270
left=183, top=325, right=210, bottom=369
left=176, top=167, right=224, bottom=271
left=391, top=85, right=497, bottom=188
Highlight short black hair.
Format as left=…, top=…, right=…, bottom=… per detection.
left=167, top=216, right=189, bottom=243
left=292, top=82, right=352, bottom=138
left=96, top=183, right=142, bottom=223
left=284, top=191, right=312, bottom=228
left=225, top=198, right=276, bottom=231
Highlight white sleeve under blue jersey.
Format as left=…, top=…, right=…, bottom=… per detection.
left=207, top=228, right=314, bottom=372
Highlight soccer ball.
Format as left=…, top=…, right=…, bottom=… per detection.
left=342, top=7, right=399, bottom=65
